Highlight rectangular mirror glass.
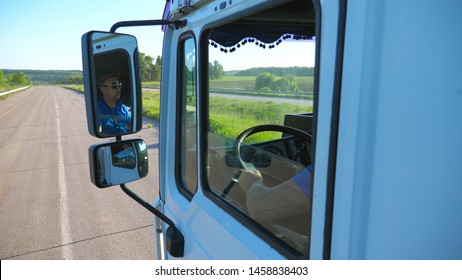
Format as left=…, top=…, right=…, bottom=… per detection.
left=82, top=31, right=142, bottom=138
left=89, top=139, right=149, bottom=188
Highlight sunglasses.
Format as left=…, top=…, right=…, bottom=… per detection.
left=102, top=82, right=122, bottom=89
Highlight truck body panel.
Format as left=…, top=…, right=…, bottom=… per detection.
left=82, top=0, right=462, bottom=259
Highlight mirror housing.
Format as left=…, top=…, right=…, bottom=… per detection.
left=82, top=31, right=142, bottom=138
left=89, top=139, right=149, bottom=188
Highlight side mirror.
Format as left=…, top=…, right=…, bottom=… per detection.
left=81, top=31, right=142, bottom=138
left=89, top=139, right=149, bottom=188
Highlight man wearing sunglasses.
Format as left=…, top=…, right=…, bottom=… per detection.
left=97, top=73, right=131, bottom=136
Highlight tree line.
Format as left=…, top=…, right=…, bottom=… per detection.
left=2, top=57, right=310, bottom=88
left=1, top=69, right=82, bottom=85
left=140, top=53, right=162, bottom=82
left=0, top=52, right=163, bottom=86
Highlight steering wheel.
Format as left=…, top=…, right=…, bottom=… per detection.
left=221, top=124, right=312, bottom=197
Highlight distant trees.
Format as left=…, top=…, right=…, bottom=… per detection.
left=139, top=56, right=224, bottom=80
left=140, top=53, right=162, bottom=82
left=255, top=72, right=299, bottom=92
left=209, top=60, right=225, bottom=80
left=5, top=71, right=30, bottom=86
left=1, top=69, right=82, bottom=85
left=255, top=72, right=275, bottom=90
left=61, top=73, right=83, bottom=84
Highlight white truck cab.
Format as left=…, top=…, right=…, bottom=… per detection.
left=82, top=0, right=462, bottom=259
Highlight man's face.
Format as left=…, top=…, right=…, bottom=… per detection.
left=101, top=76, right=122, bottom=101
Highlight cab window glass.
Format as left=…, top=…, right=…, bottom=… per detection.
left=205, top=0, right=316, bottom=255
left=177, top=36, right=198, bottom=197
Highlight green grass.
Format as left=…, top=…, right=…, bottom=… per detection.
left=62, top=85, right=84, bottom=93
left=208, top=97, right=311, bottom=142
left=142, top=89, right=161, bottom=120
left=0, top=85, right=11, bottom=92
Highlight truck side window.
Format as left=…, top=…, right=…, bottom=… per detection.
left=204, top=0, right=317, bottom=256
left=176, top=36, right=198, bottom=198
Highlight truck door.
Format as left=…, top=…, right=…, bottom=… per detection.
left=158, top=0, right=340, bottom=259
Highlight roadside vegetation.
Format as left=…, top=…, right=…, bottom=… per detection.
left=208, top=94, right=311, bottom=142
left=0, top=70, right=32, bottom=93
left=142, top=89, right=161, bottom=120
left=62, top=85, right=84, bottom=93
left=61, top=72, right=312, bottom=142
left=142, top=76, right=312, bottom=142
left=141, top=61, right=314, bottom=141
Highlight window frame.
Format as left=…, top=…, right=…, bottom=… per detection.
left=175, top=32, right=198, bottom=201
left=198, top=0, right=322, bottom=259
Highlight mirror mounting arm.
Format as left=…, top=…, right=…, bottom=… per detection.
left=110, top=19, right=187, bottom=33
left=120, top=183, right=184, bottom=258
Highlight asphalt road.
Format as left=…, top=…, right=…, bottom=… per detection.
left=0, top=86, right=160, bottom=259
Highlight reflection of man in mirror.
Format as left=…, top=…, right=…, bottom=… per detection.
left=97, top=73, right=131, bottom=135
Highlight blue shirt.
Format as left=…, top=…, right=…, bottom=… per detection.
left=97, top=100, right=131, bottom=135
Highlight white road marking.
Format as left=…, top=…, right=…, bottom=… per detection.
left=53, top=93, right=74, bottom=259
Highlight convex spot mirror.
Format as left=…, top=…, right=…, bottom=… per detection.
left=89, top=139, right=149, bottom=188
left=82, top=31, right=142, bottom=138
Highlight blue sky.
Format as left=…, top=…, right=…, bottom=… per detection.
left=0, top=0, right=165, bottom=70
left=0, top=0, right=315, bottom=71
